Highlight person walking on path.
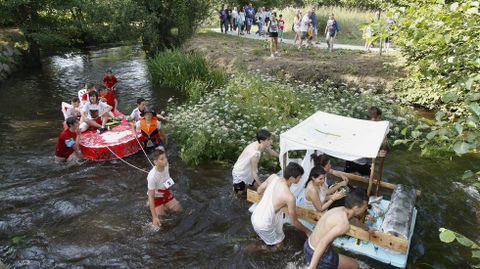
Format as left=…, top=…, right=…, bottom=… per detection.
left=219, top=5, right=228, bottom=33
left=267, top=12, right=280, bottom=57
left=325, top=13, right=339, bottom=51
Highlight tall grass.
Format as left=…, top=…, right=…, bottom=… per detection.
left=277, top=6, right=374, bottom=45
left=147, top=50, right=226, bottom=97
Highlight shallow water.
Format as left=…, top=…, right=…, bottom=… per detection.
left=0, top=46, right=479, bottom=268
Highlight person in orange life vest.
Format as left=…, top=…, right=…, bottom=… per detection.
left=99, top=87, right=118, bottom=112
left=55, top=117, right=83, bottom=164
left=103, top=69, right=117, bottom=90
left=134, top=108, right=164, bottom=150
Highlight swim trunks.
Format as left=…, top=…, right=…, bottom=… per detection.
left=154, top=188, right=174, bottom=207
left=304, top=239, right=339, bottom=269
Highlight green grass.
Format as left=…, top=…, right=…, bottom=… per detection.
left=147, top=49, right=227, bottom=97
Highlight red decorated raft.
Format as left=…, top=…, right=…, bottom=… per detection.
left=79, top=112, right=142, bottom=161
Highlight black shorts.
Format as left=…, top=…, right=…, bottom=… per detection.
left=304, top=240, right=339, bottom=269
left=269, top=32, right=278, bottom=38
left=345, top=161, right=371, bottom=176
left=233, top=181, right=254, bottom=193
left=385, top=36, right=392, bottom=43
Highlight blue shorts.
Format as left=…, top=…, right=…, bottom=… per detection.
left=304, top=239, right=339, bottom=269
left=246, top=18, right=253, bottom=26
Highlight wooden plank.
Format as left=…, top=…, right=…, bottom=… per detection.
left=367, top=158, right=376, bottom=196
left=335, top=171, right=422, bottom=197
left=247, top=189, right=409, bottom=253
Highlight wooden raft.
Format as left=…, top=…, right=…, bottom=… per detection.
left=247, top=189, right=409, bottom=253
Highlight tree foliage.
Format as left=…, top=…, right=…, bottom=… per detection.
left=391, top=0, right=480, bottom=157
left=135, top=0, right=212, bottom=56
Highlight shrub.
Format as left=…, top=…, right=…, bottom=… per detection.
left=168, top=73, right=417, bottom=166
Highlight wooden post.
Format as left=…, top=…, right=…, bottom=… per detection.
left=367, top=158, right=376, bottom=196
left=375, top=157, right=385, bottom=196
left=282, top=151, right=287, bottom=171
left=247, top=189, right=409, bottom=253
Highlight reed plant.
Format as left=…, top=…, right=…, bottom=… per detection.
left=147, top=50, right=226, bottom=96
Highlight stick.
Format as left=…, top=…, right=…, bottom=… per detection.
left=375, top=157, right=385, bottom=196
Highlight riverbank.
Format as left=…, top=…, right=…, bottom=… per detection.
left=185, top=31, right=405, bottom=88
left=0, top=28, right=25, bottom=82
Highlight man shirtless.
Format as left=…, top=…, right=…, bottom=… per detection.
left=305, top=189, right=370, bottom=269
left=251, top=162, right=311, bottom=248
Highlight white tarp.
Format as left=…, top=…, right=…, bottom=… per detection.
left=280, top=111, right=389, bottom=168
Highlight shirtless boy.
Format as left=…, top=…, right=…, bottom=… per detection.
left=251, top=162, right=311, bottom=247
left=305, top=189, right=370, bottom=269
left=232, top=129, right=279, bottom=194
left=147, top=150, right=182, bottom=227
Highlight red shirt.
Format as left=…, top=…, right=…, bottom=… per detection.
left=82, top=93, right=88, bottom=101
left=278, top=19, right=285, bottom=30
left=101, top=90, right=116, bottom=110
left=55, top=129, right=77, bottom=158
left=103, top=75, right=117, bottom=89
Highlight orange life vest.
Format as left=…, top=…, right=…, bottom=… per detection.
left=140, top=117, right=159, bottom=138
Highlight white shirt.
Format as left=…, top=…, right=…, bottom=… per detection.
left=81, top=101, right=109, bottom=119
left=301, top=15, right=310, bottom=32
left=130, top=107, right=143, bottom=122
left=147, top=166, right=170, bottom=197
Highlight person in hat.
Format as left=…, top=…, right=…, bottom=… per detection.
left=103, top=69, right=118, bottom=90
left=55, top=116, right=83, bottom=164
left=133, top=107, right=166, bottom=150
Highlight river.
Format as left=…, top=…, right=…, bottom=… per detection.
left=0, top=46, right=478, bottom=268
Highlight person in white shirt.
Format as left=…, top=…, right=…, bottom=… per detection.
left=232, top=129, right=279, bottom=194
left=129, top=97, right=146, bottom=122
left=300, top=12, right=312, bottom=48
left=79, top=91, right=112, bottom=133
left=147, top=150, right=182, bottom=227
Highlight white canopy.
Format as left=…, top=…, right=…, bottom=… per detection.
left=280, top=111, right=389, bottom=168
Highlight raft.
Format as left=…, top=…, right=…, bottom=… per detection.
left=79, top=111, right=142, bottom=161
left=246, top=111, right=420, bottom=268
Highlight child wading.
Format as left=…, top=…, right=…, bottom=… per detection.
left=147, top=150, right=182, bottom=227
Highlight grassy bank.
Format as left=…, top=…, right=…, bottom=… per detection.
left=186, top=31, right=404, bottom=87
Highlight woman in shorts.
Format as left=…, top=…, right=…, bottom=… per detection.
left=267, top=12, right=280, bottom=57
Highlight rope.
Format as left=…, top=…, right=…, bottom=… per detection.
left=133, top=132, right=155, bottom=167
left=106, top=145, right=149, bottom=173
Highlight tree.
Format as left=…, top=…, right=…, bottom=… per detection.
left=136, top=0, right=212, bottom=56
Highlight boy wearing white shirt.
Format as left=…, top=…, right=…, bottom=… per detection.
left=147, top=150, right=182, bottom=227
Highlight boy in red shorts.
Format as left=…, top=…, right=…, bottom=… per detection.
left=147, top=150, right=182, bottom=227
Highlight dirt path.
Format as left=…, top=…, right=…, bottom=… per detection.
left=211, top=28, right=397, bottom=53
left=185, top=32, right=404, bottom=87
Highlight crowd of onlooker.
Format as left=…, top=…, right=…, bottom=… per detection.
left=218, top=4, right=395, bottom=55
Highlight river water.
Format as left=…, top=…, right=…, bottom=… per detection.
left=0, top=46, right=479, bottom=268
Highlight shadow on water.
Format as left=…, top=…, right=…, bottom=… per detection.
left=0, top=45, right=478, bottom=268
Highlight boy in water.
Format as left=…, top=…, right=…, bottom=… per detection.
left=103, top=69, right=118, bottom=90
left=147, top=150, right=182, bottom=227
left=305, top=189, right=371, bottom=269
left=134, top=108, right=166, bottom=150
left=55, top=117, right=82, bottom=164
left=129, top=97, right=146, bottom=122
left=232, top=129, right=279, bottom=194
left=251, top=162, right=311, bottom=248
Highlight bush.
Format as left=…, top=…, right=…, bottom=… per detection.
left=148, top=50, right=226, bottom=96
left=168, top=73, right=417, bottom=166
